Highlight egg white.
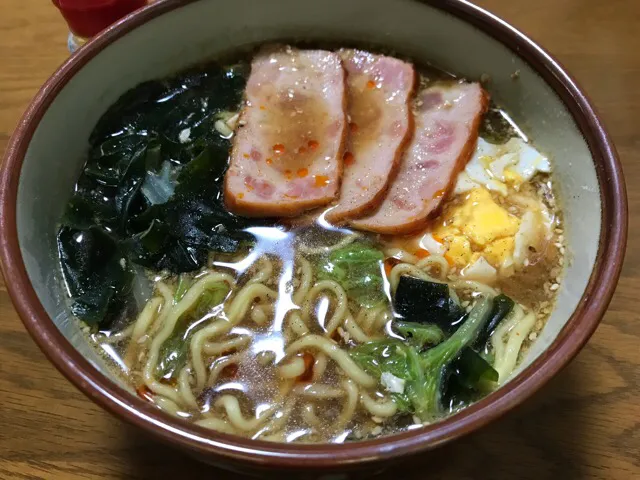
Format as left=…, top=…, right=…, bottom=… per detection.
left=455, top=137, right=551, bottom=196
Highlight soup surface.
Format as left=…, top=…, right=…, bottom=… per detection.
left=57, top=46, right=564, bottom=443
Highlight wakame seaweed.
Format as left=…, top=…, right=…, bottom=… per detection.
left=57, top=62, right=251, bottom=327
left=57, top=226, right=133, bottom=326
left=126, top=144, right=255, bottom=272
left=394, top=276, right=465, bottom=333
left=474, top=293, right=515, bottom=348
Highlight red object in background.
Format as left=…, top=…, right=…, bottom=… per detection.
left=52, top=0, right=148, bottom=38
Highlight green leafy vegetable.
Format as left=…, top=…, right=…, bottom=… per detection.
left=174, top=274, right=191, bottom=302
left=395, top=321, right=445, bottom=348
left=350, top=340, right=412, bottom=379
left=351, top=297, right=494, bottom=420
left=394, top=276, right=465, bottom=332
left=420, top=297, right=493, bottom=367
left=156, top=281, right=229, bottom=379
left=317, top=242, right=386, bottom=307
left=349, top=340, right=423, bottom=411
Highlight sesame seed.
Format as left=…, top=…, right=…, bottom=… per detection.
left=529, top=332, right=538, bottom=341
left=371, top=426, right=383, bottom=436
left=178, top=128, right=191, bottom=143
left=550, top=283, right=560, bottom=291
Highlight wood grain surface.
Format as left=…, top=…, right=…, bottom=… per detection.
left=1, top=1, right=638, bottom=478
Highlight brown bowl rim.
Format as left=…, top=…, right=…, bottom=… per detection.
left=0, top=0, right=628, bottom=471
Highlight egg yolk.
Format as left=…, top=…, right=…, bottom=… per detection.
left=483, top=237, right=515, bottom=267
left=445, top=235, right=472, bottom=266
left=433, top=188, right=520, bottom=269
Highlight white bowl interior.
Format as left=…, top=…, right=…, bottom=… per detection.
left=16, top=0, right=599, bottom=390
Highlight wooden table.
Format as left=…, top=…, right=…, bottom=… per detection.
left=1, top=1, right=638, bottom=478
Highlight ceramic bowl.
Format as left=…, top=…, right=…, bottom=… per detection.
left=0, top=0, right=627, bottom=475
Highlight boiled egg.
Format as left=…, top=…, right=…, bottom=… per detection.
left=432, top=188, right=521, bottom=279
left=455, top=137, right=551, bottom=196
left=396, top=135, right=553, bottom=278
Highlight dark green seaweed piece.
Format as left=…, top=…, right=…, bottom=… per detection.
left=448, top=347, right=499, bottom=390
left=57, top=61, right=250, bottom=326
left=474, top=293, right=515, bottom=348
left=57, top=226, right=133, bottom=327
left=85, top=133, right=149, bottom=187
left=90, top=80, right=168, bottom=143
left=394, top=276, right=465, bottom=333
left=126, top=145, right=255, bottom=272
left=442, top=348, right=498, bottom=414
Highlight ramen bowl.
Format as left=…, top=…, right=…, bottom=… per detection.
left=0, top=0, right=626, bottom=475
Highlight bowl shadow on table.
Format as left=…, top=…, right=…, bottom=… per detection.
left=120, top=354, right=590, bottom=480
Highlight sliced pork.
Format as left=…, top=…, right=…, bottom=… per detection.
left=351, top=82, right=489, bottom=234
left=225, top=48, right=347, bottom=217
left=325, top=50, right=416, bottom=223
